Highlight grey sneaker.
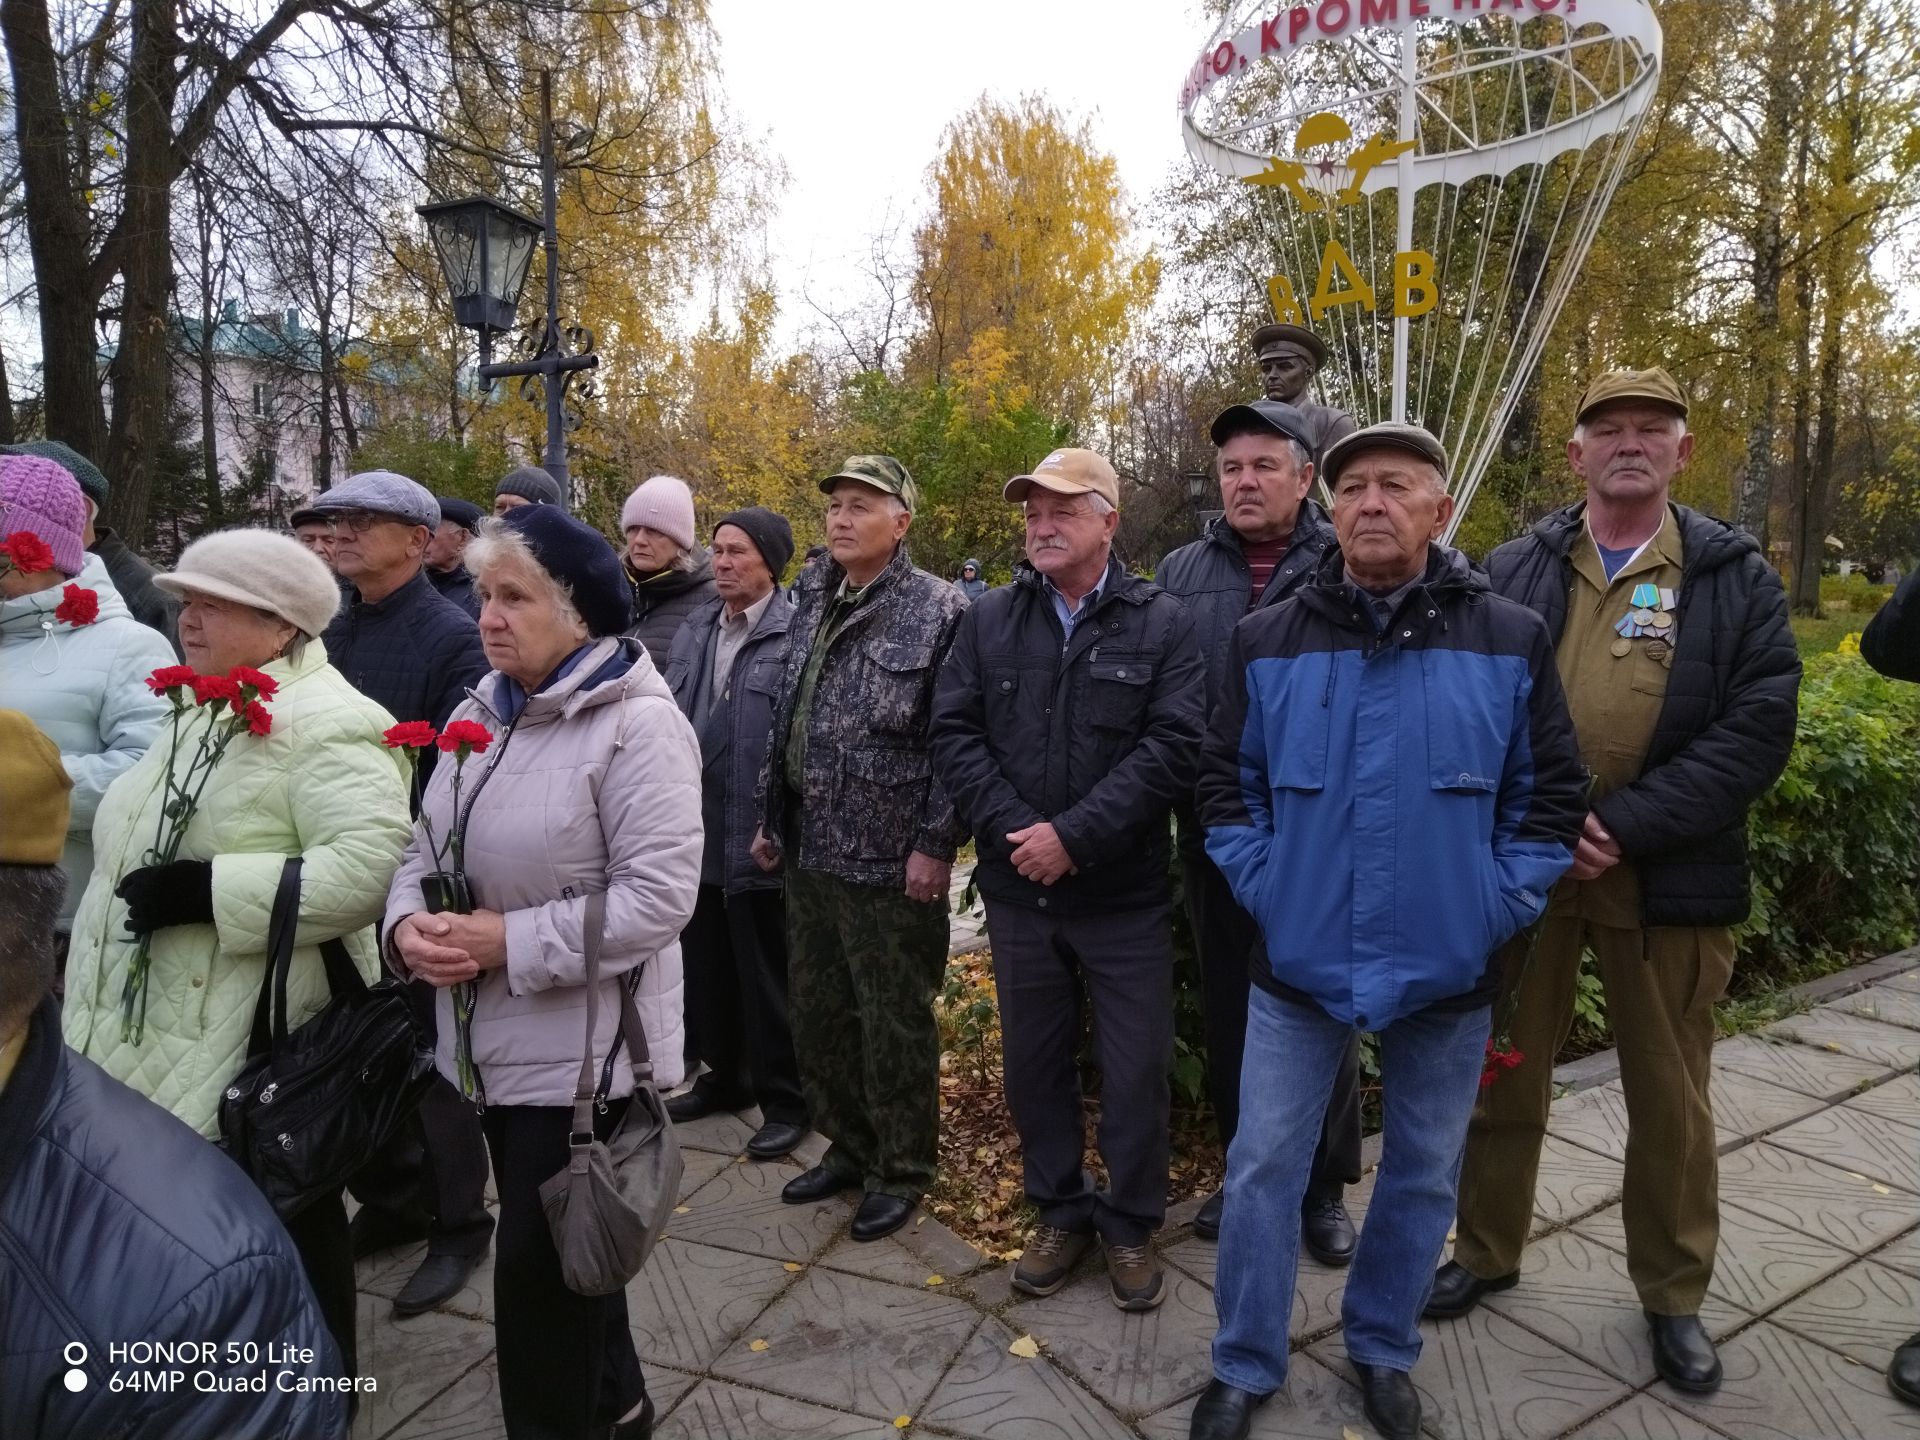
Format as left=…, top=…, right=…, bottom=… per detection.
left=1103, top=1239, right=1167, bottom=1312
left=1012, top=1225, right=1095, bottom=1297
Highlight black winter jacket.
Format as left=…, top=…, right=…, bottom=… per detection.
left=1487, top=502, right=1799, bottom=927
left=931, top=558, right=1206, bottom=913
left=322, top=566, right=487, bottom=731
left=665, top=591, right=794, bottom=894
left=1861, top=569, right=1920, bottom=681
left=90, top=527, right=182, bottom=656
left=426, top=562, right=481, bottom=619
left=625, top=555, right=719, bottom=662
left=0, top=997, right=349, bottom=1440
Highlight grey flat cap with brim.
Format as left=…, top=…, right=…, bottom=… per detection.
left=307, top=471, right=439, bottom=529
left=1320, top=422, right=1450, bottom=488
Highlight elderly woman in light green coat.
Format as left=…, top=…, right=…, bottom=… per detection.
left=63, top=527, right=410, bottom=1382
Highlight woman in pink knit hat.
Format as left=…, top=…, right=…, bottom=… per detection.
left=0, top=454, right=175, bottom=952
left=619, top=474, right=717, bottom=658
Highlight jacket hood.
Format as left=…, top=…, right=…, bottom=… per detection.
left=0, top=552, right=134, bottom=637
left=961, top=558, right=982, bottom=572
left=477, top=634, right=671, bottom=727
left=1527, top=501, right=1758, bottom=577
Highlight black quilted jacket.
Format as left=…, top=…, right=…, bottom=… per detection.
left=321, top=566, right=487, bottom=730
left=1486, top=502, right=1800, bottom=927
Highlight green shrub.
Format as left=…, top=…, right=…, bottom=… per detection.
left=1741, top=648, right=1920, bottom=981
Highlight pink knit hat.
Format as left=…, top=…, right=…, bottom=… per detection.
left=619, top=475, right=696, bottom=552
left=0, top=453, right=88, bottom=577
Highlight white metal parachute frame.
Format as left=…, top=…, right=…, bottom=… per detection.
left=1180, top=0, right=1664, bottom=537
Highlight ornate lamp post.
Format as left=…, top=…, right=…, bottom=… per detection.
left=1186, top=467, right=1221, bottom=535
left=416, top=69, right=598, bottom=498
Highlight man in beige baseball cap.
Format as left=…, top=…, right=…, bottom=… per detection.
left=930, top=447, right=1207, bottom=1313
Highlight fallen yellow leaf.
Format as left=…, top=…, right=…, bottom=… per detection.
left=926, top=1275, right=945, bottom=1286
left=1009, top=1334, right=1041, bottom=1358
left=1825, top=1042, right=1844, bottom=1051
left=748, top=1339, right=769, bottom=1352
left=673, top=1206, right=690, bottom=1215
left=1875, top=1184, right=1894, bottom=1195
left=916, top=1215, right=927, bottom=1225
left=1007, top=1248, right=1024, bottom=1261
left=894, top=1416, right=911, bottom=1430
left=1344, top=1428, right=1367, bottom=1440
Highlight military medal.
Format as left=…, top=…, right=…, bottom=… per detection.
left=1611, top=637, right=1632, bottom=657
left=1614, top=581, right=1677, bottom=647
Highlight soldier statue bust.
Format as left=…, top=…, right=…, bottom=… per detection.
left=1251, top=322, right=1358, bottom=469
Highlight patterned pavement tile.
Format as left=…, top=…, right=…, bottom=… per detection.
left=917, top=1314, right=1132, bottom=1439
left=815, top=1233, right=954, bottom=1289
left=1310, top=1306, right=1628, bottom=1440
left=667, top=1155, right=853, bottom=1262
left=1660, top=1319, right=1920, bottom=1438
left=627, top=1239, right=797, bottom=1372
left=1560, top=1392, right=1740, bottom=1440
left=1533, top=1134, right=1627, bottom=1228
left=672, top=1107, right=764, bottom=1157
left=895, top=1212, right=993, bottom=1278
left=1771, top=1259, right=1920, bottom=1368
left=1483, top=1229, right=1748, bottom=1385
left=1715, top=1141, right=1920, bottom=1251
left=1709, top=1066, right=1827, bottom=1148
left=1876, top=967, right=1920, bottom=996
left=359, top=1240, right=497, bottom=1324
left=1158, top=1236, right=1218, bottom=1290
left=1766, top=1104, right=1920, bottom=1194
left=677, top=1147, right=739, bottom=1203
left=709, top=1266, right=980, bottom=1420
left=1838, top=1071, right=1920, bottom=1134
left=382, top=1356, right=697, bottom=1439
left=1136, top=1352, right=1371, bottom=1438
left=655, top=1380, right=908, bottom=1439
left=1548, top=1081, right=1633, bottom=1162
left=352, top=1296, right=495, bottom=1440
left=1005, top=1268, right=1220, bottom=1416
left=1711, top=1033, right=1889, bottom=1101
left=1826, top=984, right=1920, bottom=1034
left=1866, top=1225, right=1920, bottom=1280
left=1761, top=1010, right=1920, bottom=1074
left=1574, top=1198, right=1852, bottom=1316
left=1158, top=1235, right=1350, bottom=1343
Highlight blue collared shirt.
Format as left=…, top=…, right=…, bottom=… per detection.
left=1043, top=569, right=1107, bottom=646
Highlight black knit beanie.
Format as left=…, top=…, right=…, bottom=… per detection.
left=712, top=506, right=796, bottom=582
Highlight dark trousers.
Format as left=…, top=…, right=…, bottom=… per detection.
left=347, top=977, right=494, bottom=1257
left=284, top=1190, right=356, bottom=1380
left=680, top=884, right=809, bottom=1127
left=985, top=898, right=1174, bottom=1245
left=483, top=1100, right=646, bottom=1439
left=1185, top=846, right=1363, bottom=1201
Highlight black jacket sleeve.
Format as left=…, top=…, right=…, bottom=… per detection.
left=928, top=602, right=1047, bottom=849
left=1862, top=569, right=1920, bottom=682
left=1592, top=556, right=1800, bottom=856
left=1052, top=601, right=1208, bottom=868
left=427, top=619, right=490, bottom=730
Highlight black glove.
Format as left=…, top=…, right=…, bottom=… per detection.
left=116, top=859, right=215, bottom=935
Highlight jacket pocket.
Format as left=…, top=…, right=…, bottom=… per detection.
left=1084, top=657, right=1152, bottom=731
left=861, top=640, right=936, bottom=737
left=842, top=746, right=933, bottom=860
left=1269, top=657, right=1331, bottom=792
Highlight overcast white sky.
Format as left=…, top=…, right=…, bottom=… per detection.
left=706, top=0, right=1218, bottom=346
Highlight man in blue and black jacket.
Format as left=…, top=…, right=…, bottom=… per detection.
left=1186, top=423, right=1586, bottom=1440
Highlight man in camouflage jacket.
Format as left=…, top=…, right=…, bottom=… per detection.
left=754, top=455, right=968, bottom=1241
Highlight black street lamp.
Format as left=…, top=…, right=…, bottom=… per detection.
left=1185, top=467, right=1222, bottom=536
left=417, top=68, right=598, bottom=499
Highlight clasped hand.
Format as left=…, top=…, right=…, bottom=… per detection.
left=394, top=909, right=508, bottom=987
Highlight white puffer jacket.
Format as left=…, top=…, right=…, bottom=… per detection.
left=0, top=555, right=175, bottom=926
left=384, top=636, right=701, bottom=1106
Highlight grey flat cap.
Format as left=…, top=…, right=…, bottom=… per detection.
left=308, top=470, right=439, bottom=529
left=1320, top=422, right=1450, bottom=488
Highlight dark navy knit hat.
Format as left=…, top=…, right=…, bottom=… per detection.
left=437, top=495, right=484, bottom=533
left=712, top=506, right=795, bottom=581
left=496, top=504, right=632, bottom=637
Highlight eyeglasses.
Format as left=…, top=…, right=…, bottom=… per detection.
left=329, top=510, right=397, bottom=534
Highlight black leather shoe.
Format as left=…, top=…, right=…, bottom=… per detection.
left=1423, top=1259, right=1518, bottom=1319
left=348, top=1207, right=428, bottom=1262
left=850, top=1192, right=916, bottom=1242
left=392, top=1249, right=484, bottom=1317
left=1354, top=1363, right=1421, bottom=1439
left=747, top=1120, right=807, bottom=1160
left=1648, top=1312, right=1722, bottom=1394
left=781, top=1164, right=855, bottom=1204
left=1300, top=1194, right=1356, bottom=1266
left=666, top=1087, right=747, bottom=1123
left=1188, top=1378, right=1268, bottom=1440
left=607, top=1393, right=655, bottom=1439
left=1889, top=1331, right=1920, bottom=1407
left=1193, top=1188, right=1223, bottom=1242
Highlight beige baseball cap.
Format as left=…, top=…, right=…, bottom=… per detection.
left=1003, top=448, right=1119, bottom=508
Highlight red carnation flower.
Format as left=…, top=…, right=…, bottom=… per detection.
left=436, top=719, right=493, bottom=755
left=145, top=664, right=199, bottom=696
left=1, top=532, right=55, bottom=574
left=228, top=666, right=279, bottom=700
left=53, top=584, right=99, bottom=626
left=190, top=674, right=243, bottom=709
left=383, top=720, right=439, bottom=749
left=244, top=700, right=273, bottom=737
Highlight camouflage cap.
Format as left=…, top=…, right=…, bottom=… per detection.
left=1576, top=366, right=1689, bottom=423
left=820, top=455, right=920, bottom=513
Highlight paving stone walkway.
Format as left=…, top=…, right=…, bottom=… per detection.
left=347, top=929, right=1920, bottom=1440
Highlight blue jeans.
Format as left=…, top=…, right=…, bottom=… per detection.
left=1212, top=988, right=1492, bottom=1393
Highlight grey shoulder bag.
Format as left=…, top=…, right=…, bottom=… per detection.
left=538, top=889, right=684, bottom=1295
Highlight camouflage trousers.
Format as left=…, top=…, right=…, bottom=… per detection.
left=785, top=866, right=949, bottom=1199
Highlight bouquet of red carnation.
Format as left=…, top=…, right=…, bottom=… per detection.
left=383, top=717, right=496, bottom=1099
left=121, top=665, right=279, bottom=1043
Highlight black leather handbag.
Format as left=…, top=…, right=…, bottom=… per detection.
left=219, top=858, right=436, bottom=1219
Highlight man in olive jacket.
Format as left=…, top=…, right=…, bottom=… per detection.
left=754, top=457, right=968, bottom=1242
left=931, top=448, right=1205, bottom=1312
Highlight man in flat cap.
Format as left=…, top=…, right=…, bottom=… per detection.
left=1250, top=322, right=1357, bottom=468
left=1160, top=399, right=1364, bottom=1260
left=930, top=449, right=1206, bottom=1311
left=753, top=457, right=968, bottom=1242
left=1187, top=423, right=1585, bottom=1440
left=1435, top=368, right=1800, bottom=1397
left=425, top=495, right=484, bottom=618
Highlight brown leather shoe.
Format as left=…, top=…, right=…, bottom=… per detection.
left=1103, top=1239, right=1167, bottom=1311
left=1011, top=1225, right=1094, bottom=1297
